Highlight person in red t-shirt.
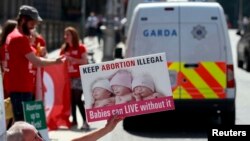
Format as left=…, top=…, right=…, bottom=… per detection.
left=0, top=20, right=17, bottom=99
left=5, top=5, right=64, bottom=121
left=0, top=19, right=17, bottom=130
left=60, top=26, right=89, bottom=130
left=30, top=29, right=47, bottom=100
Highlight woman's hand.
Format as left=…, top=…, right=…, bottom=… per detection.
left=105, top=115, right=124, bottom=132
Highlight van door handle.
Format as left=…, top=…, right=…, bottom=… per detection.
left=184, top=63, right=199, bottom=68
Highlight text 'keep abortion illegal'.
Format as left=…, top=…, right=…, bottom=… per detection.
left=82, top=55, right=164, bottom=74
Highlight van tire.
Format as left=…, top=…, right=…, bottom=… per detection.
left=220, top=105, right=235, bottom=125
left=123, top=116, right=148, bottom=131
left=221, top=111, right=235, bottom=125
left=246, top=56, right=250, bottom=72
left=237, top=60, right=244, bottom=68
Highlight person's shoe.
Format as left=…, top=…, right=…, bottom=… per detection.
left=81, top=122, right=90, bottom=131
left=71, top=121, right=77, bottom=128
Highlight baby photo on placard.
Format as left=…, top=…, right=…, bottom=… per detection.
left=79, top=53, right=175, bottom=122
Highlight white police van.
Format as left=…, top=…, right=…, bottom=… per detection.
left=125, top=0, right=167, bottom=36
left=119, top=2, right=236, bottom=129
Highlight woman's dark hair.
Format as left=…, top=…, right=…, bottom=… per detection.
left=0, top=20, right=17, bottom=47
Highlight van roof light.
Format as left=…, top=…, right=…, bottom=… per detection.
left=141, top=17, right=148, bottom=21
left=211, top=16, right=218, bottom=20
left=164, top=7, right=174, bottom=11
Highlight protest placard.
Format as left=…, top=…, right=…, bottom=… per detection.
left=23, top=101, right=49, bottom=140
left=80, top=53, right=175, bottom=122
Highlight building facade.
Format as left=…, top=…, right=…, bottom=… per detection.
left=0, top=0, right=82, bottom=51
left=0, top=0, right=127, bottom=51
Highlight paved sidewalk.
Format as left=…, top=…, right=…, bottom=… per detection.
left=48, top=109, right=108, bottom=141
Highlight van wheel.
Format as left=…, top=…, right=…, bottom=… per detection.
left=123, top=116, right=148, bottom=131
left=220, top=107, right=235, bottom=125
left=246, top=57, right=250, bottom=72
left=238, top=60, right=244, bottom=68
left=221, top=111, right=235, bottom=125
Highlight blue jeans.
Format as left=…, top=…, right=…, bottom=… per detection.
left=10, top=92, right=34, bottom=121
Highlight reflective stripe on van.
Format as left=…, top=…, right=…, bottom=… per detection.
left=168, top=62, right=226, bottom=99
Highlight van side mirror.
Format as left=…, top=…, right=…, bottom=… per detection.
left=114, top=48, right=123, bottom=59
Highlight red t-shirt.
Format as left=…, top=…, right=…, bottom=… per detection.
left=60, top=44, right=87, bottom=78
left=34, top=35, right=46, bottom=48
left=0, top=44, right=10, bottom=97
left=0, top=44, right=6, bottom=71
left=33, top=35, right=46, bottom=55
left=32, top=35, right=46, bottom=95
left=0, top=46, right=4, bottom=62
left=5, top=28, right=35, bottom=92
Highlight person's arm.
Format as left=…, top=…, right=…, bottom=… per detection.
left=39, top=46, right=47, bottom=57
left=25, top=52, right=63, bottom=67
left=72, top=115, right=123, bottom=141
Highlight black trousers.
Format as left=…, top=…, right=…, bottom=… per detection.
left=71, top=89, right=86, bottom=123
left=10, top=92, right=33, bottom=121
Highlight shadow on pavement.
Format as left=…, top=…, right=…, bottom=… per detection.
left=121, top=110, right=221, bottom=139
left=124, top=124, right=208, bottom=139
left=55, top=126, right=98, bottom=133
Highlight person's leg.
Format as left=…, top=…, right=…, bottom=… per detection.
left=71, top=89, right=77, bottom=125
left=10, top=92, right=33, bottom=121
left=71, top=78, right=89, bottom=129
left=73, top=90, right=86, bottom=121
left=7, top=118, right=13, bottom=130
left=74, top=89, right=89, bottom=130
